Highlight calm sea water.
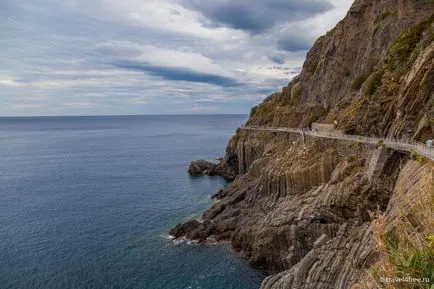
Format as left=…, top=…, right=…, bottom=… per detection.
left=0, top=115, right=264, bottom=289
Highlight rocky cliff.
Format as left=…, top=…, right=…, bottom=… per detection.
left=170, top=1, right=434, bottom=288
left=248, top=0, right=434, bottom=140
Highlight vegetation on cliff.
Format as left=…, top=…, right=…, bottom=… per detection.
left=364, top=165, right=434, bottom=289
left=247, top=78, right=326, bottom=128
left=340, top=13, right=434, bottom=137
left=387, top=14, right=434, bottom=72
left=246, top=9, right=434, bottom=139
left=171, top=2, right=434, bottom=289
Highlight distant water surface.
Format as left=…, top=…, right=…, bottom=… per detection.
left=0, top=115, right=264, bottom=289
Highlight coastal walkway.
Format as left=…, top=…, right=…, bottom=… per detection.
left=239, top=126, right=434, bottom=161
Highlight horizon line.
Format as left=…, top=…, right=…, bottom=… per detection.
left=0, top=113, right=248, bottom=118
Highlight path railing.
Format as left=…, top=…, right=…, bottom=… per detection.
left=239, top=126, right=434, bottom=161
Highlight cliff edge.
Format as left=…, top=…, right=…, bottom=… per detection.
left=170, top=1, right=434, bottom=288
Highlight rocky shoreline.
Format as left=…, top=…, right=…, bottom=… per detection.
left=186, top=158, right=237, bottom=181
left=171, top=131, right=433, bottom=288
left=169, top=0, right=434, bottom=287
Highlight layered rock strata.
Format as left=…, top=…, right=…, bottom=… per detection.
left=170, top=1, right=434, bottom=288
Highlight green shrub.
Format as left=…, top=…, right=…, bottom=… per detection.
left=366, top=69, right=385, bottom=96
left=250, top=106, right=258, bottom=117
left=250, top=101, right=275, bottom=124
left=232, top=180, right=245, bottom=190
left=306, top=60, right=319, bottom=74
left=291, top=82, right=303, bottom=103
left=306, top=103, right=327, bottom=124
left=382, top=230, right=434, bottom=286
left=387, top=14, right=434, bottom=71
left=351, top=73, right=369, bottom=90
left=376, top=139, right=385, bottom=148
left=410, top=151, right=427, bottom=163
left=369, top=171, right=434, bottom=289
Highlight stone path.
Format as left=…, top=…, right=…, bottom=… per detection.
left=239, top=126, right=434, bottom=161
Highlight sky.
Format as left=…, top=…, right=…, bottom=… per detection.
left=0, top=0, right=353, bottom=116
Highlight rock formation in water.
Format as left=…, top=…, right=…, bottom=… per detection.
left=188, top=153, right=238, bottom=181
left=170, top=1, right=434, bottom=288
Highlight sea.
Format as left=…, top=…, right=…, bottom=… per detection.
left=0, top=115, right=264, bottom=289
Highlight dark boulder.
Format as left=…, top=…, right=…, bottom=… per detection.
left=211, top=189, right=225, bottom=199
left=188, top=160, right=217, bottom=176
left=169, top=220, right=201, bottom=238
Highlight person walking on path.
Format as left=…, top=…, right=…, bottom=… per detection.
left=426, top=139, right=433, bottom=150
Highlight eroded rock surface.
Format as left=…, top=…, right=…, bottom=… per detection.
left=188, top=160, right=217, bottom=176
left=170, top=0, right=434, bottom=288
left=187, top=153, right=238, bottom=181
left=173, top=131, right=403, bottom=285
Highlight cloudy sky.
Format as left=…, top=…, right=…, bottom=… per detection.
left=0, top=0, right=353, bottom=116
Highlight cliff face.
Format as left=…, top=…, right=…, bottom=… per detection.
left=261, top=160, right=433, bottom=289
left=170, top=1, right=434, bottom=288
left=248, top=0, right=434, bottom=139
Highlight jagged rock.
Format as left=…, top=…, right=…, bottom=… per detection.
left=172, top=133, right=384, bottom=271
left=246, top=0, right=434, bottom=139
left=188, top=160, right=217, bottom=176
left=211, top=189, right=225, bottom=200
left=261, top=160, right=432, bottom=289
left=188, top=154, right=238, bottom=181
left=169, top=1, right=434, bottom=288
left=170, top=124, right=425, bottom=288
left=169, top=220, right=201, bottom=239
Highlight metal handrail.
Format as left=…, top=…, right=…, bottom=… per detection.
left=239, top=126, right=434, bottom=160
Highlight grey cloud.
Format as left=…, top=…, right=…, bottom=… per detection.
left=269, top=53, right=286, bottom=64
left=276, top=29, right=315, bottom=52
left=185, top=0, right=334, bottom=33
left=0, top=0, right=346, bottom=116
left=113, top=61, right=241, bottom=87
left=277, top=38, right=311, bottom=52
